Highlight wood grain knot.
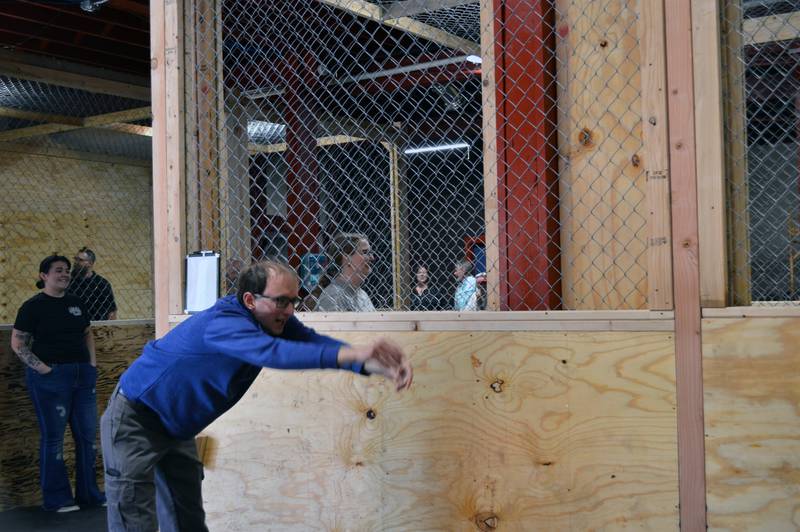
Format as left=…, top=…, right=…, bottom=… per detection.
left=474, top=512, right=499, bottom=531
left=578, top=128, right=593, bottom=147
left=490, top=379, right=504, bottom=393
left=366, top=409, right=376, bottom=420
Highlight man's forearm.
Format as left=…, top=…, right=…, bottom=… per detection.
left=11, top=330, right=48, bottom=373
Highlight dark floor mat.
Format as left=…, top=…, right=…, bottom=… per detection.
left=0, top=505, right=107, bottom=532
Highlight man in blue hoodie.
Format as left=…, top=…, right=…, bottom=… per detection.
left=100, top=260, right=412, bottom=532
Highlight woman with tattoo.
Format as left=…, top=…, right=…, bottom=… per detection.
left=11, top=255, right=105, bottom=513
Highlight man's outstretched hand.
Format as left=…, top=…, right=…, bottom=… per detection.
left=339, top=339, right=413, bottom=391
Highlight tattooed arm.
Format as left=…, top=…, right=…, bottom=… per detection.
left=11, top=328, right=50, bottom=374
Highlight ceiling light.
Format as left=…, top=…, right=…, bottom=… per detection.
left=80, top=0, right=109, bottom=13
left=404, top=142, right=469, bottom=155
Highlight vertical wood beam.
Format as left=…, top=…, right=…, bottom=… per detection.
left=665, top=0, right=707, bottom=529
left=195, top=0, right=221, bottom=252
left=386, top=142, right=403, bottom=310
left=480, top=0, right=500, bottom=311
left=165, top=0, right=186, bottom=321
left=151, top=0, right=185, bottom=336
left=693, top=0, right=727, bottom=307
left=723, top=2, right=751, bottom=305
left=639, top=0, right=673, bottom=310
left=184, top=0, right=200, bottom=253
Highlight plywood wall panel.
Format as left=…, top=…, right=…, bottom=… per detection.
left=703, top=317, right=800, bottom=531
left=202, top=330, right=678, bottom=530
left=0, top=323, right=153, bottom=510
left=0, top=151, right=153, bottom=321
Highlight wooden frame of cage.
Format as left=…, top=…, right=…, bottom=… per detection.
left=152, top=0, right=700, bottom=524
left=149, top=1, right=800, bottom=530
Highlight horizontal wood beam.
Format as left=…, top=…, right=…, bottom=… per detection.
left=0, top=106, right=152, bottom=141
left=0, top=140, right=150, bottom=167
left=702, top=306, right=800, bottom=318
left=169, top=311, right=674, bottom=332
left=102, top=123, right=153, bottom=136
left=743, top=11, right=800, bottom=45
left=384, top=0, right=478, bottom=19
left=248, top=135, right=366, bottom=154
left=82, top=106, right=152, bottom=126
left=315, top=0, right=479, bottom=55
left=0, top=56, right=150, bottom=100
left=0, top=106, right=83, bottom=126
left=0, top=123, right=77, bottom=141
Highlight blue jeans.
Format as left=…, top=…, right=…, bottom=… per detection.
left=26, top=362, right=105, bottom=510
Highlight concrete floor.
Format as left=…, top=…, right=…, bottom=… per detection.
left=0, top=505, right=107, bottom=532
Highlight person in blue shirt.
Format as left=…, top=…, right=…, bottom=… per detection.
left=100, top=260, right=413, bottom=532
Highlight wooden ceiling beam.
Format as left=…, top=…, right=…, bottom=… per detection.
left=0, top=105, right=152, bottom=141
left=383, top=0, right=477, bottom=19
left=0, top=54, right=150, bottom=100
left=315, top=0, right=479, bottom=55
left=0, top=106, right=83, bottom=126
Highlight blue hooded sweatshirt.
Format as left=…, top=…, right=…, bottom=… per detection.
left=119, top=295, right=363, bottom=439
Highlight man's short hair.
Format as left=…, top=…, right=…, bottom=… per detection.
left=78, top=247, right=96, bottom=264
left=236, top=260, right=298, bottom=306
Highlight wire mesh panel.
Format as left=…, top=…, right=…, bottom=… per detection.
left=0, top=76, right=153, bottom=321
left=185, top=0, right=654, bottom=312
left=723, top=0, right=800, bottom=305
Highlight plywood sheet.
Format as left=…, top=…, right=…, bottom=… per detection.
left=202, top=331, right=678, bottom=530
left=703, top=318, right=800, bottom=531
left=555, top=0, right=648, bottom=310
left=0, top=151, right=153, bottom=321
left=0, top=323, right=154, bottom=510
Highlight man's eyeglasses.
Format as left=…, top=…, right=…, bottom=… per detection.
left=253, top=294, right=302, bottom=309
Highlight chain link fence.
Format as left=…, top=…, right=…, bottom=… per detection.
left=724, top=0, right=800, bottom=305
left=185, top=0, right=653, bottom=312
left=0, top=76, right=153, bottom=322
left=6, top=1, right=792, bottom=317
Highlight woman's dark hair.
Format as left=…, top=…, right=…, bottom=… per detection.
left=236, top=260, right=298, bottom=306
left=36, top=254, right=71, bottom=289
left=304, top=233, right=367, bottom=311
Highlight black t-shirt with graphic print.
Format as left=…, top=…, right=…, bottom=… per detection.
left=13, top=293, right=91, bottom=364
left=68, top=272, right=117, bottom=321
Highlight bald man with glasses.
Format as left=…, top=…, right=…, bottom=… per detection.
left=100, top=260, right=412, bottom=532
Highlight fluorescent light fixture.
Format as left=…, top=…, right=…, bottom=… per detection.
left=404, top=142, right=469, bottom=155
left=466, top=55, right=483, bottom=64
